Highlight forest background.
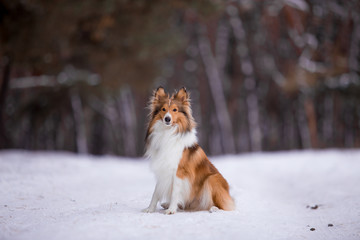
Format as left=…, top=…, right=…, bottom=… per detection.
left=1, top=0, right=359, bottom=157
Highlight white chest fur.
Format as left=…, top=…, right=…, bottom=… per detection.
left=145, top=120, right=197, bottom=201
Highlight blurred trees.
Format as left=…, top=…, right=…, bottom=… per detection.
left=1, top=0, right=359, bottom=156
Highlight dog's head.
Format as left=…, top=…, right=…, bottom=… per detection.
left=147, top=86, right=196, bottom=135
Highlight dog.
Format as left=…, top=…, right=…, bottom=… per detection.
left=142, top=87, right=235, bottom=214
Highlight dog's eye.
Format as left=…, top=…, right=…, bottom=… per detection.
left=162, top=108, right=166, bottom=111
left=173, top=109, right=177, bottom=112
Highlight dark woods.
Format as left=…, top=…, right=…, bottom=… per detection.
left=0, top=0, right=359, bottom=156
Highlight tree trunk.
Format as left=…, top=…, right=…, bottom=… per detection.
left=227, top=6, right=263, bottom=151
left=304, top=97, right=318, bottom=148
left=297, top=97, right=311, bottom=149
left=117, top=87, right=137, bottom=157
left=0, top=57, right=11, bottom=149
left=71, top=91, right=88, bottom=154
left=198, top=26, right=236, bottom=154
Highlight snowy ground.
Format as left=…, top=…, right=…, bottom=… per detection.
left=0, top=150, right=359, bottom=240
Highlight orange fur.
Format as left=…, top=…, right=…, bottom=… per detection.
left=176, top=144, right=235, bottom=211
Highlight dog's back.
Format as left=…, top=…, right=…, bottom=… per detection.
left=177, top=144, right=235, bottom=211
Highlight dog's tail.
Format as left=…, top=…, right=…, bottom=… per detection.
left=207, top=173, right=235, bottom=211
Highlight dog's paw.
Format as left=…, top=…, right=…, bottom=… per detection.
left=142, top=207, right=155, bottom=213
left=164, top=208, right=176, bottom=215
left=209, top=206, right=219, bottom=213
left=162, top=202, right=185, bottom=211
left=161, top=202, right=169, bottom=209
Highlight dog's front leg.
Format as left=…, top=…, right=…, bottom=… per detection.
left=165, top=176, right=182, bottom=215
left=142, top=183, right=160, bottom=213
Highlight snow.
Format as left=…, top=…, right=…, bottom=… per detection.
left=1, top=150, right=360, bottom=240
left=283, top=0, right=309, bottom=12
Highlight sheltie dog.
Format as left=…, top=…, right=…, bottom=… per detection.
left=143, top=86, right=235, bottom=214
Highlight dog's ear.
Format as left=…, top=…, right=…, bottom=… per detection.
left=154, top=86, right=167, bottom=100
left=174, top=87, right=189, bottom=102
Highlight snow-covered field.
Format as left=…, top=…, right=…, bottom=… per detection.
left=0, top=150, right=359, bottom=240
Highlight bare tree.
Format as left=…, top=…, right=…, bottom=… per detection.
left=71, top=91, right=88, bottom=154
left=198, top=25, right=236, bottom=154
left=227, top=5, right=263, bottom=151
left=0, top=57, right=11, bottom=149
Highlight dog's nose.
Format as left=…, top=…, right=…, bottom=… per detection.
left=165, top=116, right=171, bottom=123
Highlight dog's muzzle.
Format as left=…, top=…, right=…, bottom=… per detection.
left=164, top=113, right=171, bottom=125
